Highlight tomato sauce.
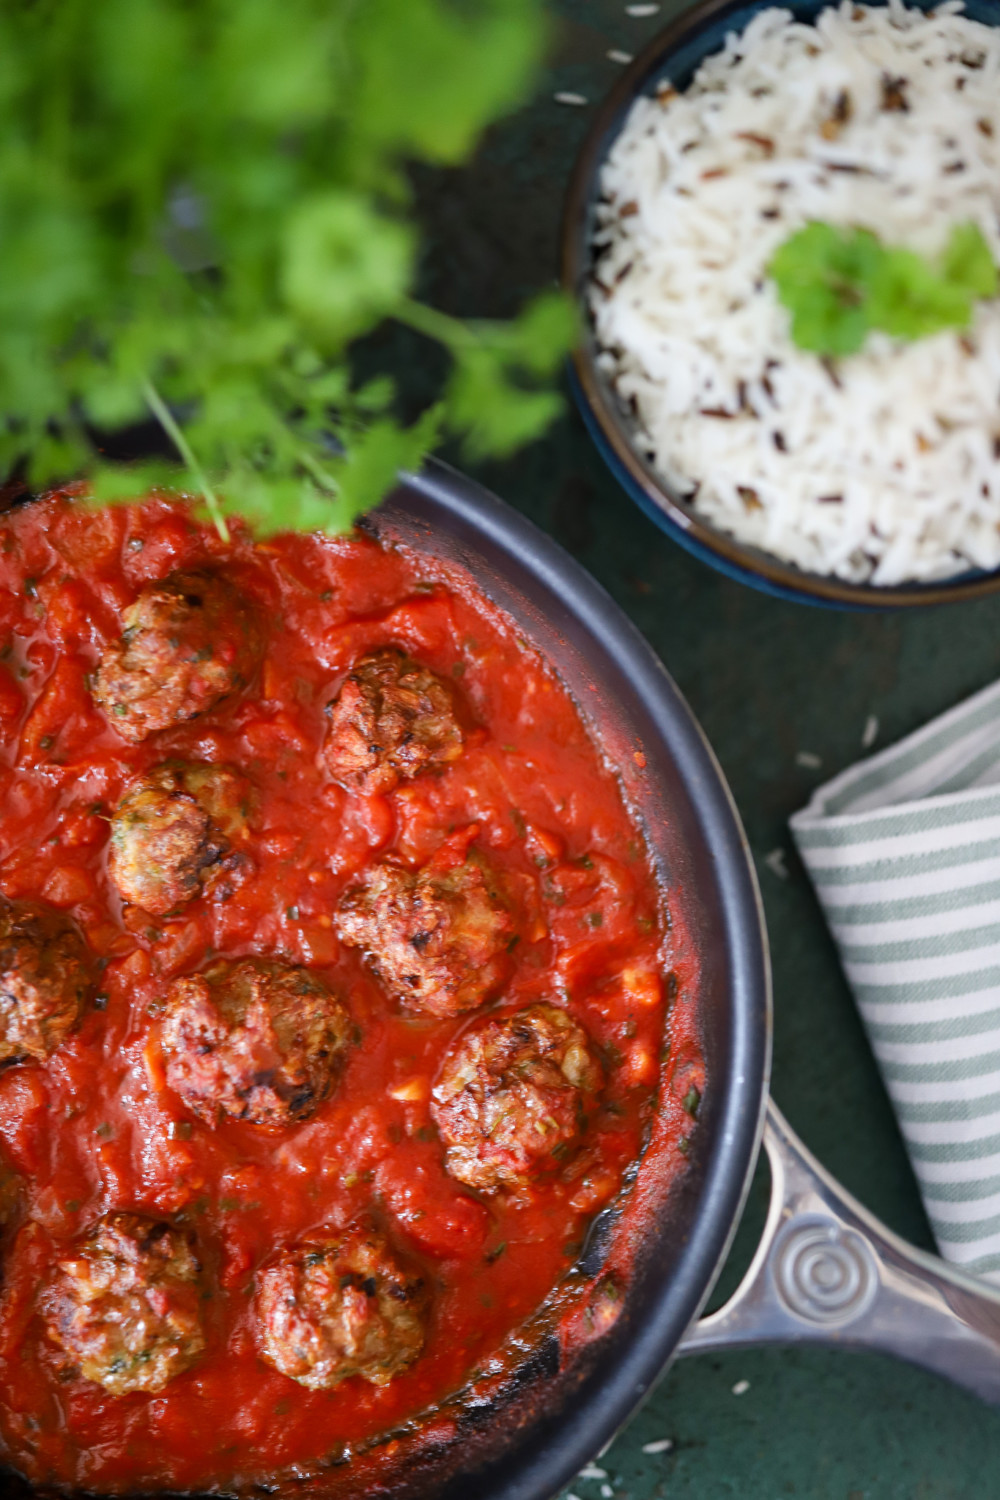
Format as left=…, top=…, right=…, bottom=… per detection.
left=0, top=491, right=703, bottom=1495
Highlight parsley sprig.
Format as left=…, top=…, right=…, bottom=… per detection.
left=0, top=0, right=573, bottom=536
left=769, top=220, right=998, bottom=357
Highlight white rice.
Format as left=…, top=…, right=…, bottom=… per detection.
left=591, top=0, right=1000, bottom=584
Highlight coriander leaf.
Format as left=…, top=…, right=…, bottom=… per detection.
left=866, top=245, right=971, bottom=340
left=219, top=470, right=343, bottom=535
left=353, top=376, right=397, bottom=413
left=326, top=407, right=443, bottom=525
left=213, top=0, right=343, bottom=128
left=89, top=460, right=179, bottom=503
left=396, top=289, right=574, bottom=460
left=939, top=221, right=998, bottom=301
left=348, top=0, right=547, bottom=164
left=447, top=345, right=565, bottom=460
left=768, top=222, right=883, bottom=356
left=770, top=219, right=999, bottom=356
left=0, top=0, right=567, bottom=536
left=26, top=430, right=89, bottom=489
left=81, top=372, right=151, bottom=431
left=489, top=290, right=579, bottom=377
left=281, top=193, right=415, bottom=348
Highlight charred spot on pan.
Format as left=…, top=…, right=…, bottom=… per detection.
left=471, top=1331, right=561, bottom=1419
left=575, top=1204, right=622, bottom=1278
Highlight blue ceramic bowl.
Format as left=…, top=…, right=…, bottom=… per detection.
left=561, top=0, right=1000, bottom=608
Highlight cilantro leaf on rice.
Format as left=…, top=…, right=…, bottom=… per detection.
left=768, top=222, right=882, bottom=356
left=866, top=245, right=971, bottom=341
left=770, top=219, right=999, bottom=355
left=940, top=222, right=999, bottom=302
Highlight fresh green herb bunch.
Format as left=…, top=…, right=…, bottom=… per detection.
left=769, top=219, right=998, bottom=358
left=0, top=0, right=573, bottom=537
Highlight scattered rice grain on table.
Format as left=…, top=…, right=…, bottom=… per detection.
left=591, top=0, right=1000, bottom=584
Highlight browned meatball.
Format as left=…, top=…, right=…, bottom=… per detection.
left=336, top=854, right=514, bottom=1017
left=93, top=570, right=262, bottom=743
left=109, top=761, right=250, bottom=916
left=323, top=648, right=463, bottom=794
left=160, top=958, right=352, bottom=1128
left=40, top=1212, right=206, bottom=1395
left=431, top=1004, right=602, bottom=1193
left=0, top=900, right=92, bottom=1062
left=255, top=1227, right=427, bottom=1390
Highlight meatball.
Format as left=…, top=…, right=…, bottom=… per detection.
left=255, top=1227, right=427, bottom=1390
left=0, top=900, right=92, bottom=1063
left=336, top=854, right=514, bottom=1017
left=160, top=958, right=352, bottom=1128
left=431, top=1004, right=603, bottom=1193
left=323, top=647, right=463, bottom=794
left=109, top=761, right=250, bottom=916
left=40, top=1212, right=205, bottom=1395
left=94, top=569, right=262, bottom=743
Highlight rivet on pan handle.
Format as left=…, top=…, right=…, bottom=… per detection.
left=677, top=1097, right=1000, bottom=1403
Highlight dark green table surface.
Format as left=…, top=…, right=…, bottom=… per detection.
left=405, top=2, right=1000, bottom=1495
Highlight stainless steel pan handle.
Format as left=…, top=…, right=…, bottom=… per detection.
left=677, top=1097, right=1000, bottom=1403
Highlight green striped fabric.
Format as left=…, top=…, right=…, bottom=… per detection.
left=790, top=680, right=1000, bottom=1278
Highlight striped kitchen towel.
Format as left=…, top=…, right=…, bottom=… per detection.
left=790, top=678, right=1000, bottom=1280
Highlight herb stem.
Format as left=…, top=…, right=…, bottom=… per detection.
left=395, top=297, right=476, bottom=351
left=297, top=445, right=338, bottom=494
left=141, top=379, right=230, bottom=542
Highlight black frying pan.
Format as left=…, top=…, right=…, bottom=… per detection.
left=0, top=458, right=770, bottom=1498
left=8, top=462, right=1000, bottom=1500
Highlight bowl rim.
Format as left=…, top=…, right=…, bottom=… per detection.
left=560, top=0, right=1000, bottom=607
